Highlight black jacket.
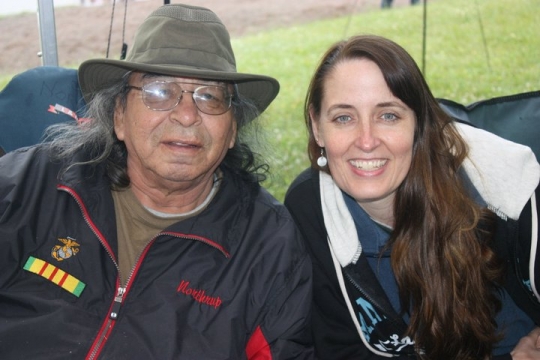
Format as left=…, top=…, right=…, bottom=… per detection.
left=285, top=167, right=540, bottom=360
left=0, top=145, right=314, bottom=359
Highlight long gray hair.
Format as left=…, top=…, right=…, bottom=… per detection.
left=45, top=73, right=268, bottom=189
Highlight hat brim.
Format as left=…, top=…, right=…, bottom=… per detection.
left=78, top=59, right=280, bottom=120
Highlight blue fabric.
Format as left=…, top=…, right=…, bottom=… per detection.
left=439, top=90, right=540, bottom=161
left=0, top=66, right=85, bottom=154
left=494, top=292, right=535, bottom=354
left=342, top=191, right=534, bottom=355
left=342, top=193, right=402, bottom=315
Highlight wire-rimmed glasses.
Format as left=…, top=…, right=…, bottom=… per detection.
left=128, top=80, right=232, bottom=115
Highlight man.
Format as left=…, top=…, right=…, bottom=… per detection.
left=0, top=4, right=313, bottom=359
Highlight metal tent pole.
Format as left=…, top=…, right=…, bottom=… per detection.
left=421, top=0, right=427, bottom=75
left=37, top=0, right=59, bottom=66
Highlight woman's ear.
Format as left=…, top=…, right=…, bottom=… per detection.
left=309, top=106, right=323, bottom=147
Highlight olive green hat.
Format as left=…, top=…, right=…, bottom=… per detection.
left=78, top=4, right=279, bottom=119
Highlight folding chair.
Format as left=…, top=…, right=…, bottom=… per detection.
left=0, top=66, right=86, bottom=156
left=438, top=90, right=540, bottom=160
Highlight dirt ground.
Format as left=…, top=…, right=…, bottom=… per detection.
left=0, top=0, right=415, bottom=75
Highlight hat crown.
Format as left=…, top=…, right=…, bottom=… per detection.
left=78, top=3, right=280, bottom=120
left=127, top=4, right=237, bottom=73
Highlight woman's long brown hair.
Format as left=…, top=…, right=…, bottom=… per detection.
left=305, top=35, right=503, bottom=359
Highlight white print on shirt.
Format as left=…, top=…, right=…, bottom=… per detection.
left=374, top=334, right=414, bottom=352
left=356, top=296, right=415, bottom=354
left=356, top=297, right=384, bottom=342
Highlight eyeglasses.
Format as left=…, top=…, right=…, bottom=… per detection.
left=128, top=81, right=232, bottom=115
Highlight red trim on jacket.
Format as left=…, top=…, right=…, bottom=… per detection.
left=84, top=289, right=119, bottom=360
left=246, top=326, right=272, bottom=359
left=57, top=184, right=117, bottom=262
left=162, top=231, right=231, bottom=258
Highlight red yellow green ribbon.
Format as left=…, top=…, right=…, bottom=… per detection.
left=23, top=256, right=85, bottom=297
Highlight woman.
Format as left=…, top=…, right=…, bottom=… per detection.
left=285, top=34, right=540, bottom=359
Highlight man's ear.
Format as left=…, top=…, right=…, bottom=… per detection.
left=228, top=117, right=237, bottom=149
left=113, top=98, right=125, bottom=141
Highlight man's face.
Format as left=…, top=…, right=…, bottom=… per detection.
left=114, top=72, right=236, bottom=194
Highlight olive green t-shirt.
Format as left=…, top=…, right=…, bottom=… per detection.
left=111, top=175, right=221, bottom=285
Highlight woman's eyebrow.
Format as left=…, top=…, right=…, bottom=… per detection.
left=376, top=101, right=408, bottom=110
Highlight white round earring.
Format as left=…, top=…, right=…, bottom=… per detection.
left=317, top=148, right=327, bottom=167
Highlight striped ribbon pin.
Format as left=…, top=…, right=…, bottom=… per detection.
left=24, top=256, right=86, bottom=297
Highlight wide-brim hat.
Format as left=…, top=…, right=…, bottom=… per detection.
left=78, top=4, right=279, bottom=121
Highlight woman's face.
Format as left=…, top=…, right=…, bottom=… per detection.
left=312, top=58, right=416, bottom=217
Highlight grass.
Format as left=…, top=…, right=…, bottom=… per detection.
left=232, top=0, right=540, bottom=200
left=1, top=0, right=538, bottom=201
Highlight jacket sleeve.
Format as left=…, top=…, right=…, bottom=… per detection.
left=520, top=183, right=540, bottom=321
left=246, top=246, right=315, bottom=359
left=284, top=169, right=413, bottom=360
left=531, top=184, right=540, bottom=305
left=473, top=177, right=539, bottom=360
left=503, top=183, right=540, bottom=325
left=245, top=193, right=315, bottom=360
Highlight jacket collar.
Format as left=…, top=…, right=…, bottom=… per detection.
left=58, top=153, right=257, bottom=258
left=457, top=122, right=539, bottom=220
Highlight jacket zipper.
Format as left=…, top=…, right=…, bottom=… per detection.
left=86, top=286, right=125, bottom=360
left=86, top=233, right=228, bottom=359
left=110, top=286, right=125, bottom=320
left=343, top=269, right=414, bottom=357
left=92, top=232, right=227, bottom=358
left=60, top=185, right=230, bottom=358
left=84, top=233, right=157, bottom=360
left=343, top=269, right=387, bottom=316
left=59, top=186, right=124, bottom=360
left=59, top=185, right=119, bottom=268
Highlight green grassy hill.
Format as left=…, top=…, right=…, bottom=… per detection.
left=233, top=0, right=540, bottom=200
left=1, top=0, right=538, bottom=201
